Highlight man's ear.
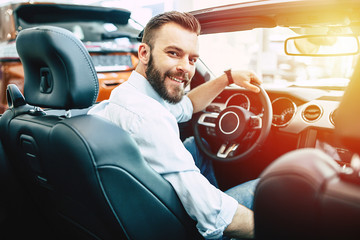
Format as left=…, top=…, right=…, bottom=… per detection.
left=138, top=43, right=150, bottom=65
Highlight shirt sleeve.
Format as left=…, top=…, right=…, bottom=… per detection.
left=164, top=172, right=239, bottom=239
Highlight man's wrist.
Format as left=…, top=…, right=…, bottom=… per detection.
left=224, top=69, right=234, bottom=85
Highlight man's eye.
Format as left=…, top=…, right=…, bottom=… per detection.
left=169, top=51, right=178, bottom=56
left=190, top=58, right=198, bottom=64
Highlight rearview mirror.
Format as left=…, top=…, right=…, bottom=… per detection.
left=285, top=35, right=360, bottom=56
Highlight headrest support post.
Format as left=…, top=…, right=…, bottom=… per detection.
left=65, top=110, right=72, bottom=119
left=29, top=106, right=46, bottom=116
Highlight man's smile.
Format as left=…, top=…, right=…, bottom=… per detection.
left=169, top=76, right=184, bottom=83
left=168, top=74, right=190, bottom=85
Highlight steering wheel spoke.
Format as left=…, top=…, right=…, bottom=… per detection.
left=198, top=112, right=219, bottom=127
left=250, top=115, right=262, bottom=129
left=217, top=143, right=239, bottom=158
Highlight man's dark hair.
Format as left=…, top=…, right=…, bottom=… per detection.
left=142, top=11, right=201, bottom=48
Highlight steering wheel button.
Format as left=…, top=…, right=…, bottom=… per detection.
left=206, top=127, right=216, bottom=136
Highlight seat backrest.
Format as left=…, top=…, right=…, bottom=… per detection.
left=0, top=26, right=201, bottom=239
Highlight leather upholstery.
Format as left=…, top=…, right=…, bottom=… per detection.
left=254, top=149, right=360, bottom=240
left=334, top=56, right=360, bottom=154
left=16, top=26, right=98, bottom=109
left=0, top=26, right=202, bottom=239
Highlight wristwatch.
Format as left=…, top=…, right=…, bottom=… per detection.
left=224, top=69, right=234, bottom=85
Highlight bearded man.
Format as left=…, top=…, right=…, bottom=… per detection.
left=89, top=11, right=262, bottom=239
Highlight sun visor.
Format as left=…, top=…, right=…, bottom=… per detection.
left=334, top=58, right=360, bottom=153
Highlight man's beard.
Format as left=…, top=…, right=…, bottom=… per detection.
left=146, top=53, right=189, bottom=104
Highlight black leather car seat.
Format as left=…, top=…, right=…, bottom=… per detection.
left=0, top=26, right=202, bottom=240
left=253, top=59, right=360, bottom=239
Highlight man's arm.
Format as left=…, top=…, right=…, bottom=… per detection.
left=224, top=204, right=254, bottom=239
left=187, top=70, right=262, bottom=113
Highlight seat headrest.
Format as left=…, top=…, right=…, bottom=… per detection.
left=16, top=26, right=99, bottom=109
left=334, top=58, right=360, bottom=153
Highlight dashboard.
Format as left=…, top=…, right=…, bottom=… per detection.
left=199, top=86, right=353, bottom=166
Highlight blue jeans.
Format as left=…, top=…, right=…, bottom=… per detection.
left=183, top=137, right=259, bottom=211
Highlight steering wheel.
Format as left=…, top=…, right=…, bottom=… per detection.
left=193, top=84, right=272, bottom=162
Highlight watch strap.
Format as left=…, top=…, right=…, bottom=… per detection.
left=224, top=69, right=234, bottom=85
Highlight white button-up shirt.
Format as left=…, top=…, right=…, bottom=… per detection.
left=88, top=71, right=238, bottom=239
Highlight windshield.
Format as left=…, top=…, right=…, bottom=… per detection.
left=199, top=27, right=358, bottom=89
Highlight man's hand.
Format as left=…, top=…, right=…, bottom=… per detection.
left=231, top=70, right=262, bottom=93
left=188, top=69, right=262, bottom=113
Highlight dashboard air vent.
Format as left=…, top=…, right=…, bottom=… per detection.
left=302, top=104, right=322, bottom=122
left=330, top=108, right=338, bottom=126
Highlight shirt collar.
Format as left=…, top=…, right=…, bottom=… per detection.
left=128, top=71, right=166, bottom=106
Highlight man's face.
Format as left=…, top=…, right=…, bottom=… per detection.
left=145, top=23, right=199, bottom=104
